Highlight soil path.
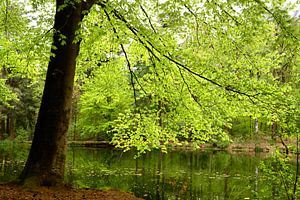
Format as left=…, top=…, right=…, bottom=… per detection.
left=0, top=184, right=143, bottom=200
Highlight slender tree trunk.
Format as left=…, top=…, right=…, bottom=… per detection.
left=271, top=121, right=277, bottom=139
left=249, top=116, right=252, bottom=138
left=7, top=113, right=16, bottom=139
left=18, top=0, right=93, bottom=187
left=0, top=114, right=4, bottom=140
left=158, top=100, right=164, bottom=128
left=254, top=118, right=259, bottom=145
left=255, top=118, right=259, bottom=135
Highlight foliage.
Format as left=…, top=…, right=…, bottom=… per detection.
left=0, top=78, right=17, bottom=107
left=0, top=0, right=53, bottom=139
left=65, top=147, right=263, bottom=199
left=0, top=0, right=298, bottom=153
left=76, top=62, right=133, bottom=140
left=15, top=128, right=32, bottom=141
left=69, top=0, right=300, bottom=154
left=0, top=0, right=300, bottom=193
left=0, top=140, right=29, bottom=182
left=259, top=151, right=300, bottom=199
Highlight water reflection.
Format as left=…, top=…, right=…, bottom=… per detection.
left=65, top=147, right=262, bottom=200
left=0, top=142, right=28, bottom=183
left=0, top=143, right=276, bottom=199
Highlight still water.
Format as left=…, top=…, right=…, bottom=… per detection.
left=0, top=142, right=281, bottom=199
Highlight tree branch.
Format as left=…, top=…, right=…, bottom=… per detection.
left=101, top=2, right=261, bottom=101
left=183, top=4, right=201, bottom=46
left=253, top=0, right=298, bottom=41
left=103, top=8, right=148, bottom=105
left=178, top=68, right=202, bottom=108
left=140, top=5, right=157, bottom=34
left=293, top=133, right=299, bottom=200
left=213, top=1, right=241, bottom=26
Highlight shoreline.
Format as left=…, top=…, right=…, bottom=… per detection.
left=3, top=139, right=292, bottom=155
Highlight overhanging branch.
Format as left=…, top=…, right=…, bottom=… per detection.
left=100, top=2, right=262, bottom=101
left=253, top=0, right=298, bottom=41
left=178, top=68, right=202, bottom=107
left=103, top=9, right=148, bottom=105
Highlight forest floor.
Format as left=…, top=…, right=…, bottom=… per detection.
left=0, top=183, right=143, bottom=200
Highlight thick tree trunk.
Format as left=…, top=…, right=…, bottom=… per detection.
left=18, top=0, right=88, bottom=187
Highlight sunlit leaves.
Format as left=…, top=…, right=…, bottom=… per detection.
left=259, top=151, right=298, bottom=199
left=0, top=78, right=18, bottom=107
left=71, top=0, right=300, bottom=152
left=76, top=59, right=133, bottom=139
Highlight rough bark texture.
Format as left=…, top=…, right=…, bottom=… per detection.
left=19, top=0, right=86, bottom=187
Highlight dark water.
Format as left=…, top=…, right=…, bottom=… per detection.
left=0, top=142, right=290, bottom=199
left=65, top=147, right=263, bottom=200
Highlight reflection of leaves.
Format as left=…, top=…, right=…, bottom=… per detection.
left=65, top=147, right=263, bottom=199
left=259, top=151, right=297, bottom=199
left=0, top=141, right=29, bottom=182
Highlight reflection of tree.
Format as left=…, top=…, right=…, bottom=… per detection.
left=223, top=154, right=231, bottom=200
left=189, top=152, right=193, bottom=199
left=224, top=170, right=229, bottom=199
left=53, top=147, right=267, bottom=199
left=0, top=143, right=29, bottom=182
left=155, top=151, right=165, bottom=199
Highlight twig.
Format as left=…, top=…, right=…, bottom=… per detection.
left=103, top=9, right=138, bottom=105
left=279, top=170, right=291, bottom=200
left=101, top=2, right=263, bottom=102
left=183, top=4, right=201, bottom=46
left=213, top=1, right=241, bottom=26
left=178, top=68, right=202, bottom=107
left=292, top=133, right=299, bottom=200
left=279, top=133, right=289, bottom=155
left=253, top=0, right=298, bottom=41
left=140, top=5, right=157, bottom=34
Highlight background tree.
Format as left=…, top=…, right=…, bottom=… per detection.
left=75, top=0, right=299, bottom=151
left=0, top=0, right=296, bottom=188
left=0, top=0, right=50, bottom=140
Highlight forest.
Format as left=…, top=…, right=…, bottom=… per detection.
left=0, top=0, right=299, bottom=199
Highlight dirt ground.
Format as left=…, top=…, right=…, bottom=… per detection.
left=0, top=184, right=143, bottom=200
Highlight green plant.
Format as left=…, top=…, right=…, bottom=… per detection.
left=260, top=150, right=299, bottom=199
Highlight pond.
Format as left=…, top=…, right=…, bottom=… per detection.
left=0, top=142, right=294, bottom=199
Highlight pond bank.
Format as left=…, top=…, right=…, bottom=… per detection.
left=0, top=142, right=292, bottom=199
left=67, top=140, right=288, bottom=155
left=0, top=183, right=143, bottom=200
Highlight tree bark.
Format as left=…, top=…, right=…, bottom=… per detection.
left=7, top=113, right=16, bottom=139
left=0, top=113, right=5, bottom=140
left=18, top=0, right=92, bottom=187
left=271, top=121, right=277, bottom=139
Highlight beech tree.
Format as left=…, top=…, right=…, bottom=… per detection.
left=18, top=0, right=96, bottom=186
left=5, top=0, right=297, bottom=187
